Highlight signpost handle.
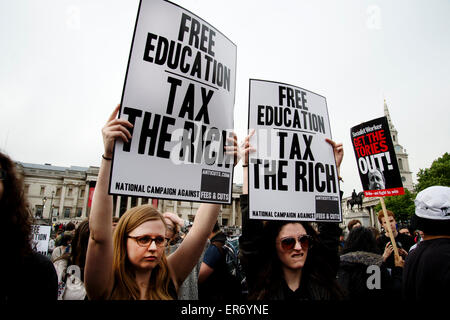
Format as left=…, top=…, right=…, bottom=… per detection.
left=379, top=197, right=399, bottom=259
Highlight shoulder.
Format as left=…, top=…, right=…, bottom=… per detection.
left=26, top=251, right=54, bottom=269
left=203, top=244, right=222, bottom=267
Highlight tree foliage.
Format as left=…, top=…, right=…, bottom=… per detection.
left=415, top=152, right=450, bottom=193
left=374, top=153, right=450, bottom=224
left=374, top=188, right=415, bottom=224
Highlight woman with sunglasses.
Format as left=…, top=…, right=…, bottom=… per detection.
left=237, top=132, right=345, bottom=300
left=84, top=105, right=223, bottom=300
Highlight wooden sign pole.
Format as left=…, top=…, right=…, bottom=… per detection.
left=379, top=197, right=399, bottom=259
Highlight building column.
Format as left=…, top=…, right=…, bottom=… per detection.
left=59, top=184, right=67, bottom=217
left=127, top=197, right=132, bottom=210
left=72, top=185, right=79, bottom=218
left=138, top=198, right=142, bottom=206
left=82, top=182, right=90, bottom=218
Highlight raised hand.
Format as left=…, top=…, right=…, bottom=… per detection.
left=241, top=129, right=256, bottom=166
left=325, top=138, right=344, bottom=171
left=102, top=104, right=134, bottom=158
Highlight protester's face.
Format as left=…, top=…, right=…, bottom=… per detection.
left=276, top=223, right=309, bottom=270
left=399, top=228, right=410, bottom=236
left=352, top=222, right=361, bottom=229
left=381, top=216, right=397, bottom=234
left=126, top=220, right=167, bottom=271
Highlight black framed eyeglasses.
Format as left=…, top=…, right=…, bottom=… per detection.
left=279, top=235, right=313, bottom=251
left=0, top=169, right=6, bottom=181
left=128, top=235, right=169, bottom=248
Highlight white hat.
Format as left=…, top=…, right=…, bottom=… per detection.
left=414, top=186, right=450, bottom=220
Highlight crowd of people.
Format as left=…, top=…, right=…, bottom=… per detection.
left=1, top=106, right=449, bottom=302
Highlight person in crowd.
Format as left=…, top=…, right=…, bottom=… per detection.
left=237, top=132, right=345, bottom=300
left=55, top=221, right=76, bottom=247
left=377, top=210, right=415, bottom=270
left=338, top=231, right=345, bottom=255
left=368, top=226, right=381, bottom=240
left=48, top=234, right=56, bottom=258
left=55, top=218, right=91, bottom=300
left=70, top=219, right=90, bottom=282
left=347, top=219, right=362, bottom=232
left=409, top=230, right=424, bottom=252
left=164, top=212, right=205, bottom=300
left=403, top=186, right=450, bottom=300
left=52, top=233, right=73, bottom=262
left=337, top=226, right=403, bottom=300
left=84, top=105, right=224, bottom=300
left=198, top=221, right=242, bottom=300
left=398, top=225, right=412, bottom=237
left=52, top=232, right=74, bottom=295
left=0, top=151, right=58, bottom=301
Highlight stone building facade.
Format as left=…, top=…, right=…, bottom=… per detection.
left=16, top=162, right=243, bottom=229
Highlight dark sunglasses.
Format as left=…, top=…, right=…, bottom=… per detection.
left=128, top=235, right=168, bottom=248
left=279, top=235, right=313, bottom=251
left=0, top=169, right=6, bottom=181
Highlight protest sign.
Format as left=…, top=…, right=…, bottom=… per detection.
left=248, top=79, right=342, bottom=222
left=351, top=116, right=404, bottom=197
left=109, top=0, right=237, bottom=204
left=31, top=225, right=51, bottom=256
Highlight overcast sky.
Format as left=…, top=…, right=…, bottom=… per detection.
left=1, top=0, right=449, bottom=197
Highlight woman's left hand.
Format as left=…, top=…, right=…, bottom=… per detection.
left=325, top=139, right=344, bottom=170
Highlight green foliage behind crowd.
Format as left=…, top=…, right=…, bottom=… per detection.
left=374, top=152, right=450, bottom=224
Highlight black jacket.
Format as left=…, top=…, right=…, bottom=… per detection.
left=2, top=251, right=58, bottom=302
left=403, top=238, right=450, bottom=300
left=337, top=251, right=402, bottom=300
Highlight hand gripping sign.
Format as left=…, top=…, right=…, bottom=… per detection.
left=109, top=0, right=237, bottom=204
left=351, top=116, right=404, bottom=258
left=247, top=79, right=342, bottom=222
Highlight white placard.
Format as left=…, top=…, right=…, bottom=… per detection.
left=31, top=225, right=52, bottom=256
left=248, top=79, right=342, bottom=222
left=109, top=0, right=237, bottom=204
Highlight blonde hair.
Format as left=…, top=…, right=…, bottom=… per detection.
left=110, top=205, right=174, bottom=300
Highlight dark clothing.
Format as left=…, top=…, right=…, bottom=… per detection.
left=402, top=238, right=450, bottom=300
left=203, top=245, right=222, bottom=269
left=377, top=233, right=415, bottom=269
left=168, top=278, right=178, bottom=300
left=2, top=251, right=58, bottom=302
left=337, top=251, right=402, bottom=300
left=270, top=276, right=337, bottom=300
left=198, top=231, right=242, bottom=300
left=239, top=194, right=343, bottom=300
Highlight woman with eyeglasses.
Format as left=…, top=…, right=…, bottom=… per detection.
left=237, top=132, right=345, bottom=300
left=84, top=105, right=224, bottom=300
left=0, top=152, right=58, bottom=301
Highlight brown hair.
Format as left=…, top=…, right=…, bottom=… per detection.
left=347, top=219, right=362, bottom=232
left=71, top=219, right=90, bottom=281
left=0, top=152, right=33, bottom=262
left=377, top=209, right=395, bottom=224
left=110, top=205, right=174, bottom=300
